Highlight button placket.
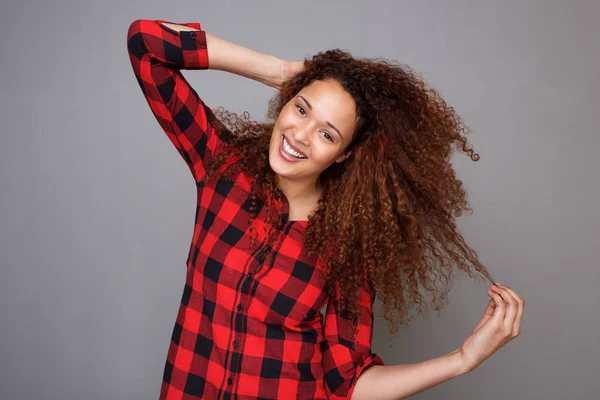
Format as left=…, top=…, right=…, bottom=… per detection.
left=225, top=230, right=279, bottom=392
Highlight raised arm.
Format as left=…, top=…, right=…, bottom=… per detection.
left=160, top=22, right=286, bottom=88
left=126, top=19, right=286, bottom=182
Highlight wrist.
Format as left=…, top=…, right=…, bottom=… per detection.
left=449, top=348, right=471, bottom=376
left=263, top=56, right=285, bottom=89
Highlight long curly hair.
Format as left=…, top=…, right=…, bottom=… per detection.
left=205, top=49, right=495, bottom=339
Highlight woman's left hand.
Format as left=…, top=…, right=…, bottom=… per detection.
left=458, top=284, right=525, bottom=374
left=271, top=60, right=306, bottom=89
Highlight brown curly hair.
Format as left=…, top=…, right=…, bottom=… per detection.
left=204, top=49, right=495, bottom=340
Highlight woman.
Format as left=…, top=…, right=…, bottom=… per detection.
left=126, top=18, right=524, bottom=400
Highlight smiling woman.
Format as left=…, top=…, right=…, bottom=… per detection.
left=267, top=78, right=357, bottom=197
left=127, top=17, right=522, bottom=400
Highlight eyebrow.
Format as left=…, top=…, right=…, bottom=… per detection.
left=298, top=95, right=343, bottom=141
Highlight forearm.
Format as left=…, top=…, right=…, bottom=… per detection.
left=161, top=22, right=284, bottom=87
left=351, top=349, right=467, bottom=400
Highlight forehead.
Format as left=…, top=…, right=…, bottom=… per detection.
left=296, top=79, right=357, bottom=139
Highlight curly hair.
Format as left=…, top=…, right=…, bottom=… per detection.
left=204, top=49, right=495, bottom=340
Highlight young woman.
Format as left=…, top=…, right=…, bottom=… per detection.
left=126, top=18, right=525, bottom=400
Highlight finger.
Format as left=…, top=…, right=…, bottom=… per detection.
left=495, top=284, right=524, bottom=306
left=491, top=286, right=518, bottom=336
left=483, top=296, right=496, bottom=317
left=496, top=285, right=525, bottom=335
left=513, top=298, right=524, bottom=336
left=488, top=291, right=507, bottom=327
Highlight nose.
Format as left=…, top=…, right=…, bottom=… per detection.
left=292, top=122, right=312, bottom=146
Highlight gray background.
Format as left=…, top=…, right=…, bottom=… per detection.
left=1, top=0, right=598, bottom=399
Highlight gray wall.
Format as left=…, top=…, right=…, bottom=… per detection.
left=1, top=0, right=598, bottom=398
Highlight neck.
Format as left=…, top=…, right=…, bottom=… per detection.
left=275, top=174, right=322, bottom=203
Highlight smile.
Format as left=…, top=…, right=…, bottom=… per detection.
left=281, top=136, right=307, bottom=159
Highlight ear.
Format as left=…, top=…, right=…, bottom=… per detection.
left=335, top=151, right=352, bottom=163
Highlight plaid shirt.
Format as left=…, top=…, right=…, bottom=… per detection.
left=127, top=19, right=384, bottom=400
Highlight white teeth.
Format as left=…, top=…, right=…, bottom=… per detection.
left=283, top=137, right=307, bottom=159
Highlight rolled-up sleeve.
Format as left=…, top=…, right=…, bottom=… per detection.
left=322, top=280, right=385, bottom=399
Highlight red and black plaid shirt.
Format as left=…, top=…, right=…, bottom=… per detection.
left=127, top=19, right=384, bottom=400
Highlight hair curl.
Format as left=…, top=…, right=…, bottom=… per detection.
left=205, top=49, right=495, bottom=340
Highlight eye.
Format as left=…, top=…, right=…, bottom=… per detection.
left=296, top=104, right=334, bottom=143
left=321, top=131, right=334, bottom=142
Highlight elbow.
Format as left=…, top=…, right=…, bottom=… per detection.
left=126, top=20, right=148, bottom=59
left=127, top=19, right=143, bottom=40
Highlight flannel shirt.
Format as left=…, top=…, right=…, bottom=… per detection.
left=127, top=19, right=384, bottom=400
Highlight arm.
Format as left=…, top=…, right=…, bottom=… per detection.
left=351, top=349, right=466, bottom=400
left=160, top=22, right=286, bottom=88
left=352, top=283, right=527, bottom=399
left=352, top=282, right=528, bottom=399
left=322, top=278, right=467, bottom=400
left=126, top=19, right=285, bottom=182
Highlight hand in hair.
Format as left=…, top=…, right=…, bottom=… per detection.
left=273, top=60, right=307, bottom=89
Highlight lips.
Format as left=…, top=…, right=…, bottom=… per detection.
left=282, top=135, right=307, bottom=158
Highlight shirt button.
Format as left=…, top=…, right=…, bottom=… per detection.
left=247, top=273, right=253, bottom=280
left=359, top=361, right=364, bottom=366
left=227, top=377, right=232, bottom=384
left=233, top=340, right=239, bottom=348
left=236, top=303, right=243, bottom=311
left=189, top=31, right=196, bottom=39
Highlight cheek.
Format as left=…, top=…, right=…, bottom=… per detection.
left=277, top=109, right=297, bottom=128
left=310, top=144, right=340, bottom=165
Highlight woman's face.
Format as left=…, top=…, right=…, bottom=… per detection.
left=269, top=78, right=357, bottom=185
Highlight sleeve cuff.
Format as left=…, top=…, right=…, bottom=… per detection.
left=356, top=352, right=384, bottom=374
left=156, top=20, right=201, bottom=33
left=346, top=353, right=385, bottom=400
left=184, top=21, right=201, bottom=30
left=156, top=20, right=209, bottom=70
